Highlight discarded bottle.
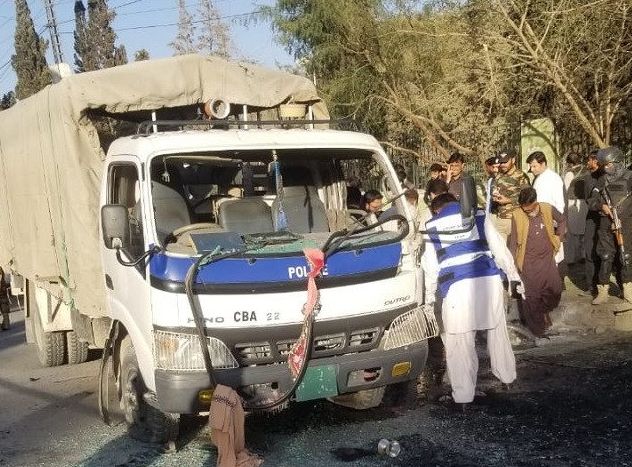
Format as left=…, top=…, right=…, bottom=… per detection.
left=377, top=438, right=401, bottom=458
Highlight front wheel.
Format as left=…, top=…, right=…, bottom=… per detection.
left=382, top=380, right=418, bottom=408
left=328, top=380, right=419, bottom=410
left=119, top=336, right=179, bottom=444
left=328, top=386, right=386, bottom=410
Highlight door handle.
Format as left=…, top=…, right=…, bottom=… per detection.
left=105, top=274, right=114, bottom=290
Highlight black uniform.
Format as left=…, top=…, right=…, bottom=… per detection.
left=586, top=164, right=632, bottom=285
left=581, top=171, right=601, bottom=291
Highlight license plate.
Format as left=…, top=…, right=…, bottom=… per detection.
left=295, top=365, right=338, bottom=402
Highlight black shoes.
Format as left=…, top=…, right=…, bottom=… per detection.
left=439, top=394, right=469, bottom=414
left=455, top=402, right=468, bottom=414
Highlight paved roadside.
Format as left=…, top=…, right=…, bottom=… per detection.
left=2, top=308, right=631, bottom=466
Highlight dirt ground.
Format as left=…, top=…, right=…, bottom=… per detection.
left=1, top=293, right=631, bottom=466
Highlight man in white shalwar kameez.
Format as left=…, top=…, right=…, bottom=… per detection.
left=421, top=194, right=522, bottom=405
left=528, top=151, right=565, bottom=264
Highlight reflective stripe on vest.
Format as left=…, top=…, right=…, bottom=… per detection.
left=425, top=202, right=502, bottom=298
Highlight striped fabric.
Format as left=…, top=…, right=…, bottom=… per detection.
left=425, top=203, right=502, bottom=298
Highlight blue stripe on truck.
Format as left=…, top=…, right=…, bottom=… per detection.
left=149, top=242, right=402, bottom=285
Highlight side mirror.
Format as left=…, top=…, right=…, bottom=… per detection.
left=101, top=204, right=130, bottom=250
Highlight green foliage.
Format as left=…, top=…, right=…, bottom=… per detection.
left=170, top=0, right=197, bottom=55
left=115, top=45, right=128, bottom=66
left=264, top=1, right=389, bottom=136
left=197, top=0, right=231, bottom=57
left=11, top=0, right=51, bottom=100
left=134, top=49, right=150, bottom=61
left=73, top=0, right=88, bottom=71
left=268, top=0, right=632, bottom=157
left=267, top=0, right=512, bottom=158
left=1, top=91, right=17, bottom=110
left=73, top=0, right=126, bottom=72
left=170, top=0, right=233, bottom=57
left=477, top=0, right=632, bottom=147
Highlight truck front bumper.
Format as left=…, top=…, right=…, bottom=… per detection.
left=155, top=342, right=428, bottom=414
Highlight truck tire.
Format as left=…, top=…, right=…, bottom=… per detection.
left=66, top=331, right=89, bottom=365
left=328, top=386, right=386, bottom=410
left=33, top=300, right=66, bottom=367
left=330, top=338, right=429, bottom=410
left=382, top=380, right=418, bottom=408
left=119, top=336, right=179, bottom=444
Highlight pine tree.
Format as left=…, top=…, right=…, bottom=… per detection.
left=134, top=49, right=150, bottom=61
left=1, top=91, right=17, bottom=110
left=170, top=0, right=196, bottom=55
left=134, top=49, right=149, bottom=62
left=11, top=0, right=51, bottom=99
left=74, top=0, right=126, bottom=71
left=87, top=0, right=116, bottom=69
left=73, top=1, right=89, bottom=72
left=196, top=0, right=231, bottom=58
left=114, top=45, right=128, bottom=66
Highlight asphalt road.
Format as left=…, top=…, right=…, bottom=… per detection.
left=1, top=310, right=631, bottom=467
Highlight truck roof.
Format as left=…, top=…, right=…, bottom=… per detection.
left=107, top=128, right=383, bottom=161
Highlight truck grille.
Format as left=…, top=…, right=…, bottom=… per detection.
left=234, top=327, right=382, bottom=365
left=349, top=328, right=380, bottom=347
left=314, top=333, right=345, bottom=352
left=234, top=342, right=273, bottom=363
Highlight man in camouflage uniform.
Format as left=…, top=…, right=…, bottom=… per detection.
left=476, top=155, right=500, bottom=211
left=491, top=150, right=531, bottom=241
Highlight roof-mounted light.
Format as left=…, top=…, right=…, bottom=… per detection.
left=203, top=98, right=230, bottom=119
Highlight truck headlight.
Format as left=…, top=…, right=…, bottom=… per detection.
left=153, top=330, right=239, bottom=371
left=382, top=305, right=439, bottom=350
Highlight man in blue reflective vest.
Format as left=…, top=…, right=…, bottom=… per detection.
left=421, top=193, right=521, bottom=408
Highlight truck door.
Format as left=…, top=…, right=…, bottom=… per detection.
left=100, top=160, right=155, bottom=387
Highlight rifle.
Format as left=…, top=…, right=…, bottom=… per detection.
left=601, top=185, right=630, bottom=269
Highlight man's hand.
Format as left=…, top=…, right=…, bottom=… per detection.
left=601, top=204, right=613, bottom=218
left=444, top=163, right=452, bottom=183
left=493, top=192, right=511, bottom=205
left=510, top=280, right=526, bottom=299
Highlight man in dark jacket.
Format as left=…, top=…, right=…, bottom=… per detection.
left=446, top=152, right=477, bottom=210
left=582, top=149, right=601, bottom=294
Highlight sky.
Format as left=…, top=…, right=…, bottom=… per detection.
left=0, top=0, right=296, bottom=95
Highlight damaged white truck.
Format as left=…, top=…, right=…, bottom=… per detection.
left=0, top=55, right=435, bottom=441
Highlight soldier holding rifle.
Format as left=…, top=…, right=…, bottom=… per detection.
left=587, top=146, right=632, bottom=304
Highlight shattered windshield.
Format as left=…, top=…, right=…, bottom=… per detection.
left=148, top=147, right=408, bottom=255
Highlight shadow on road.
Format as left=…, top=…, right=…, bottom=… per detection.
left=77, top=433, right=164, bottom=467
left=0, top=376, right=96, bottom=418
left=0, top=310, right=26, bottom=353
left=0, top=325, right=26, bottom=353
left=75, top=414, right=217, bottom=466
